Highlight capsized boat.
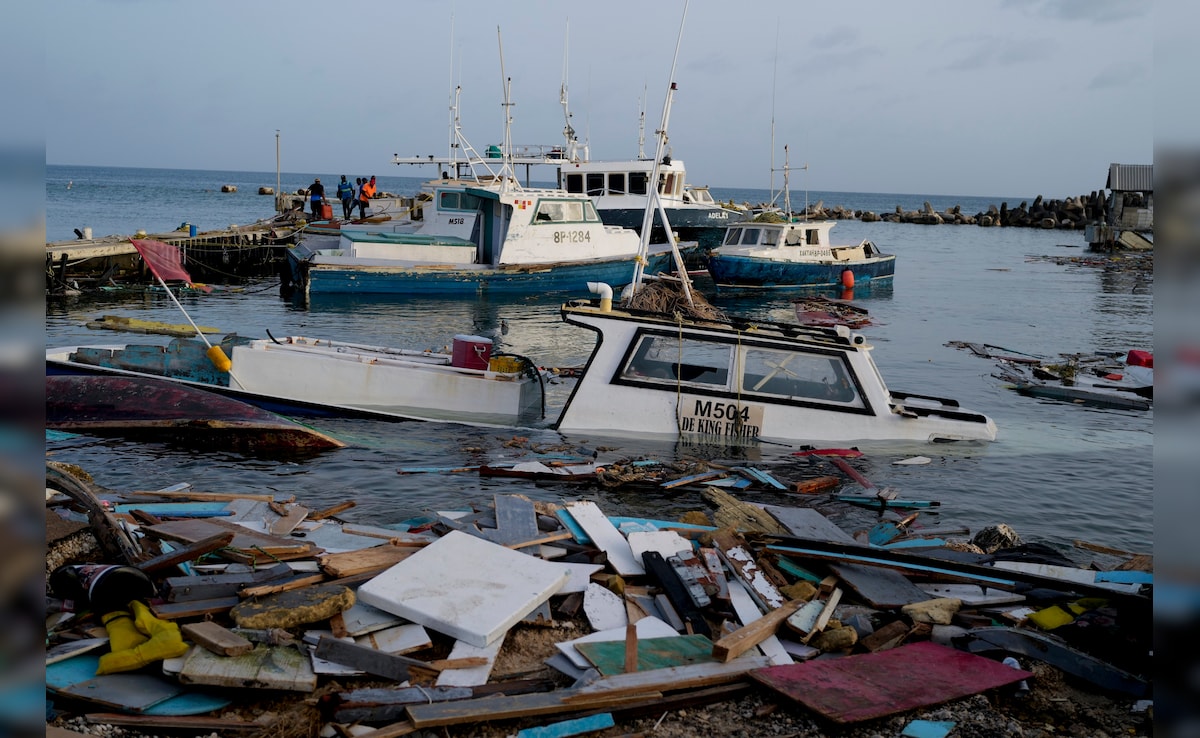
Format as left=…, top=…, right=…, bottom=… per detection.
left=706, top=217, right=896, bottom=290
left=47, top=333, right=545, bottom=428
left=996, top=349, right=1153, bottom=411
left=553, top=283, right=995, bottom=445
left=46, top=375, right=344, bottom=453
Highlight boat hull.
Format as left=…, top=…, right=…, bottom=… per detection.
left=594, top=206, right=743, bottom=249
left=48, top=335, right=544, bottom=428
left=290, top=251, right=679, bottom=296
left=46, top=374, right=344, bottom=453
left=707, top=253, right=897, bottom=290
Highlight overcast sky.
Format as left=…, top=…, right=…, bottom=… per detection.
left=45, top=0, right=1150, bottom=198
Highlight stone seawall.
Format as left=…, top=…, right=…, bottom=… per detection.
left=798, top=190, right=1148, bottom=230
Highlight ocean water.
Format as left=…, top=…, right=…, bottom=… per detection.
left=45, top=165, right=1152, bottom=558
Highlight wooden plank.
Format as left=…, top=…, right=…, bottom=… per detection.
left=827, top=562, right=934, bottom=609
left=141, top=518, right=317, bottom=564
left=515, top=713, right=616, bottom=738
left=357, top=530, right=570, bottom=648
left=750, top=641, right=1031, bottom=724
left=564, top=501, right=643, bottom=576
left=712, top=530, right=785, bottom=610
left=181, top=621, right=254, bottom=656
left=406, top=691, right=656, bottom=729
left=135, top=531, right=235, bottom=575
left=477, top=494, right=540, bottom=551
left=565, top=656, right=773, bottom=702
left=712, top=600, right=802, bottom=662
left=331, top=686, right=473, bottom=724
left=641, top=551, right=709, bottom=637
left=434, top=636, right=504, bottom=687
left=166, top=562, right=293, bottom=601
left=318, top=544, right=418, bottom=579
left=149, top=596, right=240, bottom=620
left=800, top=588, right=842, bottom=644
left=576, top=634, right=716, bottom=676
left=128, top=490, right=279, bottom=503
left=726, top=579, right=792, bottom=666
left=557, top=616, right=680, bottom=670
left=239, top=572, right=327, bottom=598
left=269, top=504, right=309, bottom=537
left=82, top=713, right=260, bottom=732
left=333, top=600, right=407, bottom=637
left=859, top=620, right=911, bottom=652
left=308, top=500, right=357, bottom=520
left=701, top=487, right=789, bottom=534
left=314, top=635, right=429, bottom=681
left=764, top=506, right=856, bottom=542
left=179, top=643, right=316, bottom=692
left=357, top=623, right=431, bottom=655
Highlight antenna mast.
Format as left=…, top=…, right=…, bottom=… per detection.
left=560, top=20, right=578, bottom=161
left=630, top=0, right=692, bottom=307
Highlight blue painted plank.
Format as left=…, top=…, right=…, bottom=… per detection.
left=515, top=713, right=616, bottom=738
left=607, top=516, right=716, bottom=533
left=1095, top=570, right=1152, bottom=584
left=901, top=719, right=957, bottom=738
left=554, top=508, right=592, bottom=545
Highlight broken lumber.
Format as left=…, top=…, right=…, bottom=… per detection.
left=712, top=599, right=802, bottom=662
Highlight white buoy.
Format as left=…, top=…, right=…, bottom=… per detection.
left=82, top=227, right=92, bottom=240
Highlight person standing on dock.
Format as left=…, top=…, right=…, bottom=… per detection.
left=308, top=178, right=326, bottom=220
left=358, top=176, right=375, bottom=219
left=336, top=175, right=355, bottom=220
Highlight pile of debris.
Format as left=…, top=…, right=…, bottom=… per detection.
left=45, top=458, right=1152, bottom=738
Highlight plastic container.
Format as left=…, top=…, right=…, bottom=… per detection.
left=452, top=334, right=493, bottom=370
left=189, top=224, right=198, bottom=237
left=319, top=202, right=333, bottom=220
left=49, top=563, right=155, bottom=614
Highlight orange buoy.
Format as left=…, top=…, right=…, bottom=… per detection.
left=841, top=269, right=855, bottom=289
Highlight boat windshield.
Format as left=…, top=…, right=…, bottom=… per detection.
left=439, top=191, right=483, bottom=211
left=533, top=199, right=597, bottom=223
left=621, top=335, right=732, bottom=388
left=740, top=347, right=862, bottom=406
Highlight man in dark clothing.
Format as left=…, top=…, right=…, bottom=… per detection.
left=309, top=178, right=326, bottom=219
left=336, top=175, right=355, bottom=220
left=356, top=177, right=369, bottom=219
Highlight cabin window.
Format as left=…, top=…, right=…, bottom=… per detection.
left=660, top=173, right=679, bottom=196
left=739, top=228, right=762, bottom=246
left=607, top=173, right=626, bottom=195
left=763, top=228, right=780, bottom=246
left=565, top=173, right=584, bottom=194
left=741, top=348, right=861, bottom=405
left=621, top=335, right=732, bottom=388
left=629, top=172, right=649, bottom=195
left=586, top=173, right=605, bottom=197
left=806, top=229, right=819, bottom=245
left=533, top=200, right=586, bottom=223
left=439, top=191, right=481, bottom=211
left=723, top=228, right=742, bottom=246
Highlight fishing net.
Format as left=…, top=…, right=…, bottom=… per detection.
left=622, top=278, right=726, bottom=322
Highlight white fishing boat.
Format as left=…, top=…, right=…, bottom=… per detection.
left=706, top=147, right=895, bottom=290
left=47, top=333, right=545, bottom=427
left=553, top=282, right=996, bottom=445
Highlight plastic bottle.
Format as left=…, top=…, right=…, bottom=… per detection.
left=49, top=564, right=155, bottom=614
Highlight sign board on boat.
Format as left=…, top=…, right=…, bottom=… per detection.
left=678, top=398, right=764, bottom=440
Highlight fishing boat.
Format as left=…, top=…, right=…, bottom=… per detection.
left=995, top=349, right=1153, bottom=411
left=46, top=375, right=345, bottom=453
left=553, top=282, right=996, bottom=445
left=47, top=333, right=545, bottom=427
left=705, top=147, right=896, bottom=291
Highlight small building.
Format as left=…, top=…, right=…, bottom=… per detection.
left=1086, top=163, right=1152, bottom=250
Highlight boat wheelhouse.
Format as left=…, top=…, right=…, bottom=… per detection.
left=287, top=180, right=686, bottom=297
left=706, top=218, right=896, bottom=290
left=554, top=294, right=995, bottom=445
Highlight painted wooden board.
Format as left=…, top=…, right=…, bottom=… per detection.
left=582, top=582, right=628, bottom=632
left=357, top=530, right=570, bottom=648
left=557, top=616, right=679, bottom=669
left=332, top=598, right=408, bottom=637
left=47, top=651, right=231, bottom=715
left=992, top=561, right=1143, bottom=593
left=558, top=562, right=605, bottom=594
left=764, top=506, right=856, bottom=542
left=917, top=583, right=1027, bottom=606
left=727, top=579, right=793, bottom=666
left=269, top=504, right=309, bottom=537
left=565, top=501, right=644, bottom=576
left=568, top=655, right=773, bottom=701
left=331, top=686, right=473, bottom=724
left=178, top=643, right=317, bottom=691
left=750, top=641, right=1032, bottom=724
left=575, top=634, right=715, bottom=676
left=627, top=530, right=693, bottom=561
left=515, top=713, right=616, bottom=738
left=827, top=562, right=932, bottom=608
left=46, top=637, right=108, bottom=665
left=181, top=620, right=254, bottom=656
left=142, top=518, right=318, bottom=564
left=713, top=531, right=785, bottom=610
left=304, top=632, right=365, bottom=677
left=435, top=635, right=505, bottom=687
left=476, top=494, right=540, bottom=551
left=357, top=623, right=431, bottom=654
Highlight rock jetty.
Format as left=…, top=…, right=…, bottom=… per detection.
left=798, top=191, right=1119, bottom=230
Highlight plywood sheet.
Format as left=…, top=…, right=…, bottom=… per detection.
left=557, top=616, right=680, bottom=669
left=564, top=501, right=644, bottom=576
left=575, top=634, right=715, bottom=676
left=764, top=506, right=856, bottom=542
left=357, top=530, right=569, bottom=648
left=827, top=562, right=931, bottom=608
left=751, top=640, right=1031, bottom=724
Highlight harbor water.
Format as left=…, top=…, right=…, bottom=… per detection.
left=45, top=165, right=1152, bottom=557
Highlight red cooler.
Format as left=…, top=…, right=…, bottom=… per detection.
left=452, top=334, right=493, bottom=370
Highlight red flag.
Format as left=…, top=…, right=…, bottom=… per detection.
left=132, top=238, right=194, bottom=283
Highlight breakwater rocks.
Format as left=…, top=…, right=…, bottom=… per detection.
left=802, top=191, right=1117, bottom=229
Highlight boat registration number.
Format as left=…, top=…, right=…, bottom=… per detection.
left=679, top=399, right=763, bottom=439
left=553, top=230, right=592, bottom=243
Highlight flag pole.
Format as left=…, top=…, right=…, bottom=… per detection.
left=152, top=274, right=237, bottom=382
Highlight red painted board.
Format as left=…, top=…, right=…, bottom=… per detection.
left=750, top=641, right=1031, bottom=724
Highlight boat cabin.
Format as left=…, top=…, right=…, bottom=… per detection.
left=560, top=158, right=689, bottom=202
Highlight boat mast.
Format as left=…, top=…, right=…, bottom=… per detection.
left=630, top=0, right=692, bottom=307
left=560, top=21, right=579, bottom=162
left=495, top=26, right=520, bottom=194
left=768, top=25, right=780, bottom=207
left=637, top=86, right=647, bottom=160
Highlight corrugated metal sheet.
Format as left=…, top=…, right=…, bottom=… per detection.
left=1107, top=163, right=1153, bottom=192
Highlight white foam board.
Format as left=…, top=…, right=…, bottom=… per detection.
left=357, top=530, right=570, bottom=648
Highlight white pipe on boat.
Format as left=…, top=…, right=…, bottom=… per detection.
left=587, top=281, right=613, bottom=312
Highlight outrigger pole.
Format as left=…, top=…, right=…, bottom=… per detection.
left=630, top=0, right=693, bottom=307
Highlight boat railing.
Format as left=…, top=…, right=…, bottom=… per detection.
left=256, top=340, right=529, bottom=378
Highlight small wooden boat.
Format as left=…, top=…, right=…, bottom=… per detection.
left=46, top=375, right=344, bottom=453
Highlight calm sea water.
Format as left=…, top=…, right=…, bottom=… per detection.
left=45, top=165, right=1152, bottom=557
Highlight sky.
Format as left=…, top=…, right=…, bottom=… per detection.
left=43, top=0, right=1152, bottom=198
